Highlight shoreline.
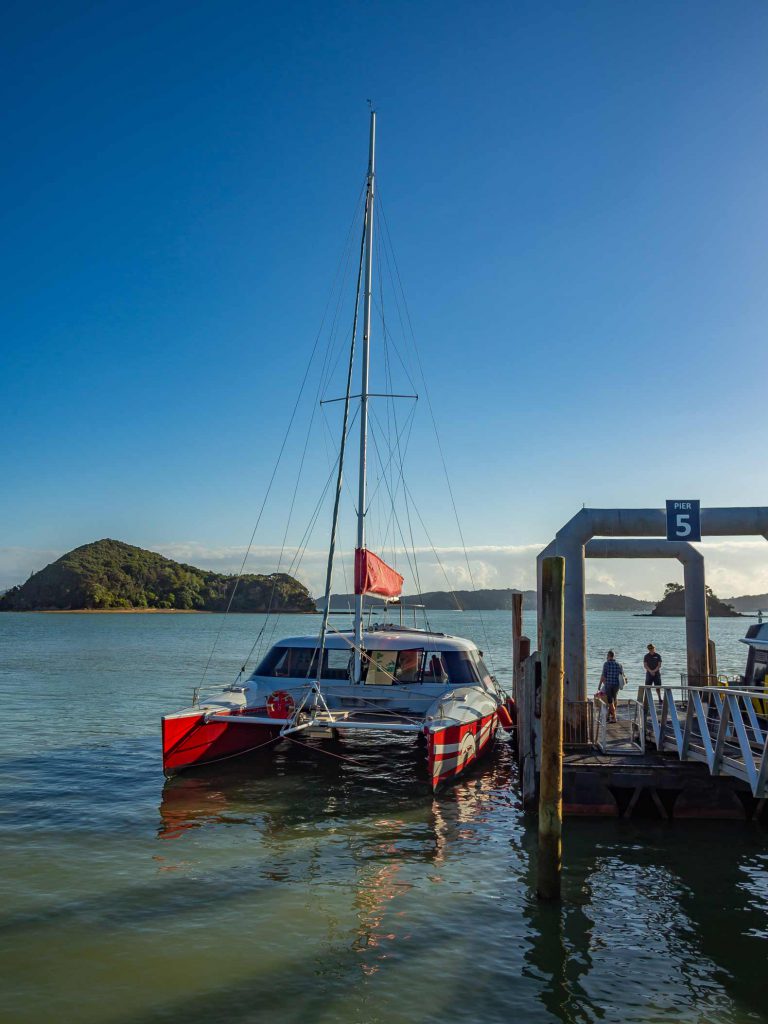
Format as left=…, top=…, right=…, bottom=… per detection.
left=1, top=608, right=319, bottom=615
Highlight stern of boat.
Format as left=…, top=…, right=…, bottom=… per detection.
left=425, top=686, right=499, bottom=791
left=162, top=707, right=280, bottom=775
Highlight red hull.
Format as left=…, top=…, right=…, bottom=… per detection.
left=162, top=710, right=279, bottom=774
left=427, top=711, right=497, bottom=790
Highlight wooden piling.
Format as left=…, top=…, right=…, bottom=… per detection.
left=520, top=651, right=541, bottom=810
left=538, top=555, right=565, bottom=900
left=512, top=591, right=523, bottom=705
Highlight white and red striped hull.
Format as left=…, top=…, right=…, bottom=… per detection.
left=427, top=711, right=497, bottom=790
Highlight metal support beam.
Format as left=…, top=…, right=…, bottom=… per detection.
left=540, top=507, right=768, bottom=700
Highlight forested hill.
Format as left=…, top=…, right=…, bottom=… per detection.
left=0, top=540, right=316, bottom=612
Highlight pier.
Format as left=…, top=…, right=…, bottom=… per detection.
left=516, top=505, right=768, bottom=822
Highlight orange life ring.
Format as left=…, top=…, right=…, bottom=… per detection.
left=266, top=690, right=296, bottom=719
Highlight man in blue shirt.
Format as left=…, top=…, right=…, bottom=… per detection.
left=600, top=650, right=624, bottom=723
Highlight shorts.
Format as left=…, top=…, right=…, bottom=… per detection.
left=604, top=681, right=620, bottom=701
left=645, top=672, right=662, bottom=686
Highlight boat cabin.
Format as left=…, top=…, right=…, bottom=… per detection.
left=249, top=626, right=494, bottom=688
left=740, top=622, right=768, bottom=688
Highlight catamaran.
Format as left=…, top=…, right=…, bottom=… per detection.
left=161, top=112, right=514, bottom=790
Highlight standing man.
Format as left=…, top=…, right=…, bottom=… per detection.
left=599, top=650, right=623, bottom=724
left=643, top=643, right=663, bottom=704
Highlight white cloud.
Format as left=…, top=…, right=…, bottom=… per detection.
left=587, top=569, right=618, bottom=589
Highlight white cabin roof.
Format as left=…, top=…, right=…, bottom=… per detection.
left=740, top=622, right=768, bottom=649
left=269, top=627, right=479, bottom=653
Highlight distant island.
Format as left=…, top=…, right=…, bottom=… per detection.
left=317, top=589, right=653, bottom=612
left=0, top=539, right=316, bottom=613
left=723, top=592, right=768, bottom=615
left=650, top=582, right=741, bottom=617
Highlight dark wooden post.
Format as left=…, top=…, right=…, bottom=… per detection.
left=512, top=591, right=523, bottom=704
left=538, top=555, right=564, bottom=900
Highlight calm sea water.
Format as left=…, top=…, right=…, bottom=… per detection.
left=1, top=609, right=766, bottom=1024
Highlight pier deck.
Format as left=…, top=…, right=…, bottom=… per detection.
left=516, top=656, right=767, bottom=819
left=561, top=695, right=766, bottom=820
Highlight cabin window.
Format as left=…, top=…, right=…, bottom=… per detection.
left=440, top=651, right=482, bottom=685
left=395, top=649, right=423, bottom=683
left=252, top=646, right=351, bottom=680
left=751, top=650, right=768, bottom=687
left=363, top=649, right=423, bottom=685
left=422, top=652, right=449, bottom=683
left=474, top=655, right=494, bottom=686
left=324, top=648, right=353, bottom=680
left=254, top=646, right=317, bottom=678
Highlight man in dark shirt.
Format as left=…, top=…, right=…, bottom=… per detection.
left=643, top=643, right=662, bottom=703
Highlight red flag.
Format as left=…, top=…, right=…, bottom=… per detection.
left=354, top=548, right=404, bottom=598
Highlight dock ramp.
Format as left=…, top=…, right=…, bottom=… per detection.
left=635, top=684, right=768, bottom=797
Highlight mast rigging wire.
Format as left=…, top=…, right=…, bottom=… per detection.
left=240, top=404, right=362, bottom=676
left=310, top=184, right=370, bottom=681
left=377, top=193, right=497, bottom=676
left=194, top=181, right=367, bottom=695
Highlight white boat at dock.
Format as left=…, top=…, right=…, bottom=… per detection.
left=162, top=111, right=514, bottom=789
left=162, top=625, right=507, bottom=789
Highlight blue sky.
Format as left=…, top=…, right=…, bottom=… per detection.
left=2, top=0, right=767, bottom=598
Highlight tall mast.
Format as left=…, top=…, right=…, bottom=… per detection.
left=354, top=109, right=376, bottom=682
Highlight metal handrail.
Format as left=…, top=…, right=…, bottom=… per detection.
left=594, top=697, right=645, bottom=755
left=594, top=699, right=607, bottom=752
left=642, top=685, right=768, bottom=797
left=629, top=699, right=646, bottom=754
left=564, top=701, right=594, bottom=748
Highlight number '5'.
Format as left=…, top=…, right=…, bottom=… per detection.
left=676, top=513, right=691, bottom=537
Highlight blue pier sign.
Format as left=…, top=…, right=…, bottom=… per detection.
left=666, top=500, right=701, bottom=542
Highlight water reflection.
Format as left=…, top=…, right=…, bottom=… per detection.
left=518, top=822, right=768, bottom=1024
left=157, top=734, right=515, bottom=844
left=6, top=612, right=768, bottom=1024
left=151, top=738, right=528, bottom=1020
left=0, top=727, right=766, bottom=1024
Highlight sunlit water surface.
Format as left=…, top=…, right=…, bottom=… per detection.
left=1, top=610, right=766, bottom=1024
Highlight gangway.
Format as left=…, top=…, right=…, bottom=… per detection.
left=640, top=683, right=768, bottom=798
